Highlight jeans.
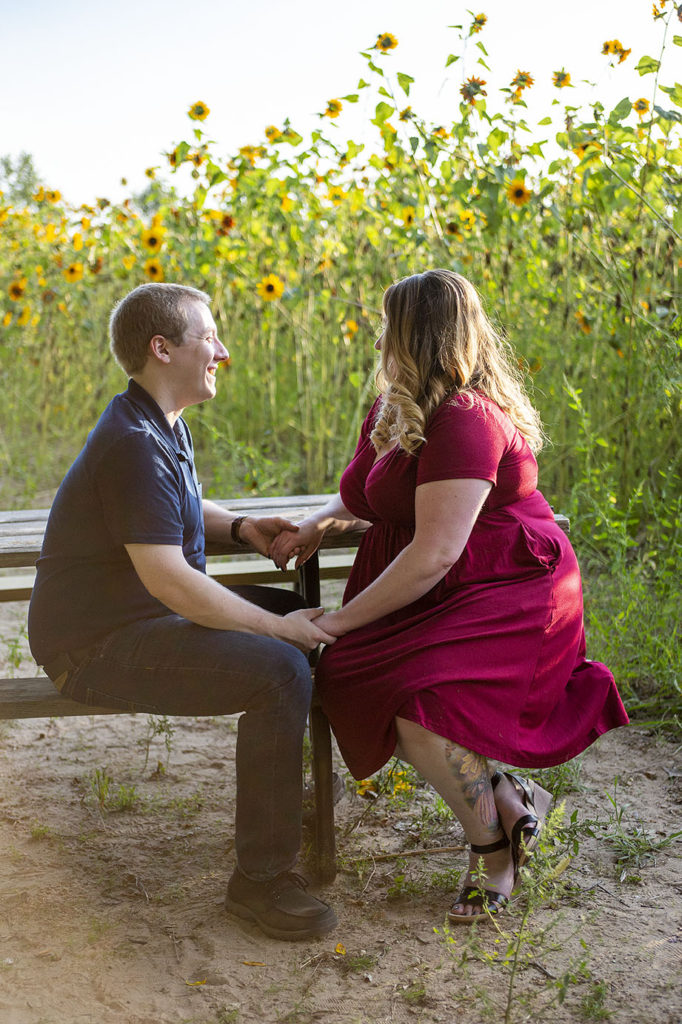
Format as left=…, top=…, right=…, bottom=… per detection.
left=60, top=587, right=313, bottom=881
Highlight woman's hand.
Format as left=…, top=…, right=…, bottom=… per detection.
left=269, top=518, right=326, bottom=570
left=240, top=516, right=299, bottom=558
left=312, top=609, right=348, bottom=638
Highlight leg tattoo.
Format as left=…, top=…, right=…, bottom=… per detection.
left=444, top=741, right=499, bottom=838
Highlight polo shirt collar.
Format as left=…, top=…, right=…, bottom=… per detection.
left=125, top=378, right=188, bottom=459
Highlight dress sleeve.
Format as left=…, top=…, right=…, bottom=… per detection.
left=93, top=431, right=186, bottom=546
left=416, top=396, right=511, bottom=487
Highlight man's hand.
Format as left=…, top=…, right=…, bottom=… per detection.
left=279, top=607, right=337, bottom=652
left=269, top=519, right=325, bottom=570
left=240, top=516, right=299, bottom=557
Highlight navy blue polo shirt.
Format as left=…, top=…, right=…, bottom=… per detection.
left=28, top=379, right=205, bottom=665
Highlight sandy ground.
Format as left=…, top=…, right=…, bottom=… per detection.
left=0, top=596, right=681, bottom=1024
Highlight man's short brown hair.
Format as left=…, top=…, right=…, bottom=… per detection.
left=109, top=283, right=211, bottom=375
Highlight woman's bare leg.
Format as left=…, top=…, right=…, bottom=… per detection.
left=394, top=716, right=515, bottom=917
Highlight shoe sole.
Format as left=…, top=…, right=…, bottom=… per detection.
left=225, top=895, right=338, bottom=941
left=516, top=783, right=553, bottom=869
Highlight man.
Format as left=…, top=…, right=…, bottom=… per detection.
left=28, top=282, right=338, bottom=941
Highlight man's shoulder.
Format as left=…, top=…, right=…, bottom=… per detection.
left=87, top=393, right=170, bottom=462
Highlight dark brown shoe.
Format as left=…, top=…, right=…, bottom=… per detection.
left=225, top=868, right=337, bottom=941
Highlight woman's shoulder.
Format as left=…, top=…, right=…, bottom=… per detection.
left=425, top=391, right=520, bottom=449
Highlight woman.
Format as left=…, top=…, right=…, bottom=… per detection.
left=270, top=270, right=628, bottom=922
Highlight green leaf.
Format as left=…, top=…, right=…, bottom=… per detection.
left=372, top=101, right=393, bottom=125
left=397, top=72, right=414, bottom=95
left=538, top=116, right=553, bottom=126
left=342, top=94, right=359, bottom=103
left=635, top=55, right=660, bottom=75
left=610, top=97, right=632, bottom=122
left=378, top=86, right=392, bottom=98
left=409, top=136, right=419, bottom=154
left=476, top=41, right=489, bottom=56
left=445, top=54, right=459, bottom=67
left=357, top=78, right=370, bottom=89
left=477, top=57, right=491, bottom=72
left=654, top=104, right=682, bottom=123
left=660, top=82, right=682, bottom=108
left=672, top=35, right=682, bottom=46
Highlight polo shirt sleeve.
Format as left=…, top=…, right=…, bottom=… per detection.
left=416, top=396, right=509, bottom=487
left=93, top=430, right=185, bottom=546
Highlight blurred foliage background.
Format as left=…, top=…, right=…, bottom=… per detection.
left=1, top=9, right=680, bottom=727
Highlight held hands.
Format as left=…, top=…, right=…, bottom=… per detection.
left=269, top=519, right=325, bottom=570
left=239, top=516, right=299, bottom=558
left=282, top=607, right=337, bottom=652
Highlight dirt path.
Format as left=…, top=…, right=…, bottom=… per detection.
left=0, top=600, right=680, bottom=1024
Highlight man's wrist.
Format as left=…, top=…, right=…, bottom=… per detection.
left=230, top=515, right=249, bottom=544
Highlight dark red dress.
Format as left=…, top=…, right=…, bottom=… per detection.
left=315, top=394, right=629, bottom=780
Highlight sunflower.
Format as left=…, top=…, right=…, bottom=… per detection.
left=122, top=254, right=136, bottom=271
left=256, top=273, right=285, bottom=301
left=402, top=206, right=416, bottom=226
left=634, top=98, right=650, bottom=118
left=460, top=76, right=487, bottom=105
left=511, top=70, right=534, bottom=90
left=327, top=186, right=347, bottom=205
left=471, top=13, right=487, bottom=32
left=399, top=106, right=413, bottom=121
left=8, top=278, right=27, bottom=301
left=575, top=310, right=591, bottom=334
left=45, top=190, right=61, bottom=203
left=445, top=221, right=463, bottom=241
left=601, top=39, right=631, bottom=63
left=17, top=306, right=32, bottom=327
left=553, top=69, right=571, bottom=88
left=459, top=209, right=476, bottom=230
left=141, top=227, right=166, bottom=253
left=324, top=99, right=343, bottom=119
left=168, top=148, right=179, bottom=168
left=506, top=179, right=532, bottom=206
left=239, top=145, right=262, bottom=166
left=375, top=32, right=398, bottom=52
left=343, top=319, right=359, bottom=336
left=144, top=258, right=164, bottom=281
left=432, top=125, right=449, bottom=138
left=188, top=101, right=210, bottom=121
left=216, top=213, right=235, bottom=236
left=2, top=312, right=11, bottom=327
left=63, top=263, right=84, bottom=283
left=573, top=140, right=602, bottom=160
left=265, top=125, right=282, bottom=141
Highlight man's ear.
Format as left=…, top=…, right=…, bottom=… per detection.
left=149, top=334, right=172, bottom=363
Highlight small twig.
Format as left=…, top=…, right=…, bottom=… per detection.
left=135, top=875, right=150, bottom=902
left=528, top=961, right=556, bottom=980
left=370, top=844, right=466, bottom=862
left=165, top=927, right=182, bottom=962
left=362, top=854, right=377, bottom=894
left=595, top=882, right=629, bottom=907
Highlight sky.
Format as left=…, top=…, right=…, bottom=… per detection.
left=1, top=0, right=675, bottom=206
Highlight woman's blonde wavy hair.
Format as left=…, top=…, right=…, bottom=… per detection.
left=371, top=270, right=544, bottom=455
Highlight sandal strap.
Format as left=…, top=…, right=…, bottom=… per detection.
left=454, top=885, right=509, bottom=912
left=470, top=834, right=510, bottom=855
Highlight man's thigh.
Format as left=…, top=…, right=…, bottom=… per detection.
left=64, top=610, right=311, bottom=716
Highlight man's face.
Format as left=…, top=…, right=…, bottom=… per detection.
left=169, top=302, right=229, bottom=407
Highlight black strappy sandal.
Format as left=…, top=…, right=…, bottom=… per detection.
left=447, top=834, right=511, bottom=925
left=491, top=770, right=553, bottom=874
